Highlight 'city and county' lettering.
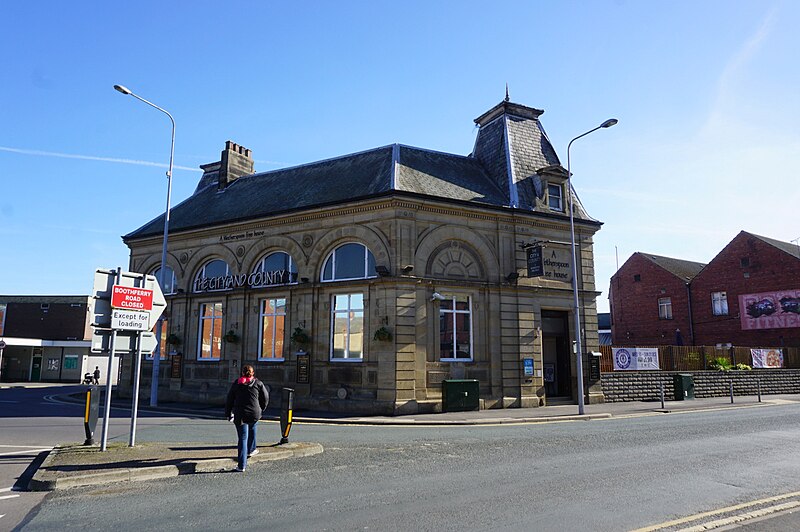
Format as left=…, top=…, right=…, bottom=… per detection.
left=193, top=269, right=293, bottom=292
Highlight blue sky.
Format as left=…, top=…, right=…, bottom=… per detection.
left=2, top=1, right=798, bottom=313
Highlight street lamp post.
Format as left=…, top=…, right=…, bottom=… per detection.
left=567, top=118, right=617, bottom=415
left=114, top=84, right=175, bottom=407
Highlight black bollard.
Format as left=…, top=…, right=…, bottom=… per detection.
left=84, top=386, right=100, bottom=445
left=279, top=388, right=295, bottom=445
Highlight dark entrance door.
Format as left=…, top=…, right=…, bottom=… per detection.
left=541, top=310, right=571, bottom=398
left=31, top=355, right=42, bottom=381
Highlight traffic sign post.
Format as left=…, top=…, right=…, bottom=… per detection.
left=91, top=267, right=166, bottom=450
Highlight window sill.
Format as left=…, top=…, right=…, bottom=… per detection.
left=440, top=358, right=474, bottom=363
left=329, top=357, right=364, bottom=363
left=257, top=358, right=285, bottom=363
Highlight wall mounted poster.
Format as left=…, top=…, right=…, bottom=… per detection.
left=612, top=347, right=659, bottom=371
left=751, top=348, right=784, bottom=368
left=739, top=289, right=800, bottom=330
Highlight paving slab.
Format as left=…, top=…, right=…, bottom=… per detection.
left=28, top=441, right=323, bottom=491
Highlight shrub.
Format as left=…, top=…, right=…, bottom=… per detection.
left=734, top=363, right=752, bottom=371
left=708, top=356, right=733, bottom=371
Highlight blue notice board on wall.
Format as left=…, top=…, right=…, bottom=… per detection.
left=523, top=358, right=534, bottom=376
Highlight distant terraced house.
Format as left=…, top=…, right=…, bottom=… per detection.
left=119, top=99, right=604, bottom=414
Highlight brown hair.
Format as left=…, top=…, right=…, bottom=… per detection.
left=241, top=365, right=254, bottom=377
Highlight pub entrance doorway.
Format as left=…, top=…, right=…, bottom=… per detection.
left=541, top=310, right=571, bottom=400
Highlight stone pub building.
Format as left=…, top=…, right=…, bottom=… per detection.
left=119, top=99, right=604, bottom=414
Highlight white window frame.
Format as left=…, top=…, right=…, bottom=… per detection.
left=438, top=294, right=474, bottom=362
left=321, top=243, right=377, bottom=282
left=658, top=297, right=673, bottom=320
left=253, top=252, right=298, bottom=287
left=145, top=316, right=170, bottom=361
left=197, top=302, right=223, bottom=361
left=547, top=183, right=564, bottom=212
left=152, top=265, right=177, bottom=295
left=712, top=291, right=729, bottom=316
left=258, top=297, right=287, bottom=361
left=329, top=293, right=365, bottom=362
left=193, top=259, right=231, bottom=293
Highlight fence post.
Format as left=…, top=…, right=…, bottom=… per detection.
left=702, top=348, right=707, bottom=370
left=757, top=378, right=761, bottom=403
left=730, top=346, right=736, bottom=367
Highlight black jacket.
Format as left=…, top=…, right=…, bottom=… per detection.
left=225, top=377, right=269, bottom=424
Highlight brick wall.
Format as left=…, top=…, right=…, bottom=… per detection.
left=610, top=253, right=693, bottom=345
left=691, top=232, right=800, bottom=347
left=602, top=370, right=800, bottom=402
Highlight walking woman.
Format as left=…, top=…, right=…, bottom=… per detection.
left=225, top=365, right=269, bottom=472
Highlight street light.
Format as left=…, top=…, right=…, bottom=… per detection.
left=567, top=117, right=617, bottom=415
left=114, top=84, right=175, bottom=407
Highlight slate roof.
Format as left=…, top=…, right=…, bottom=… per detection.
left=640, top=253, right=706, bottom=281
left=125, top=100, right=600, bottom=241
left=749, top=232, right=800, bottom=259
left=126, top=144, right=511, bottom=239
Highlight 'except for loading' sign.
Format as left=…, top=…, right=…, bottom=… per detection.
left=111, top=309, right=151, bottom=331
left=111, top=285, right=154, bottom=310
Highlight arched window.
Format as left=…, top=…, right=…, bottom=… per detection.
left=152, top=265, right=177, bottom=295
left=321, top=243, right=376, bottom=282
left=252, top=252, right=298, bottom=287
left=193, top=259, right=230, bottom=292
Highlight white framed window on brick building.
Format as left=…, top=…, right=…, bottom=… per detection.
left=711, top=291, right=728, bottom=316
left=198, top=302, right=223, bottom=360
left=259, top=298, right=286, bottom=361
left=658, top=297, right=673, bottom=320
left=330, top=293, right=364, bottom=361
left=439, top=294, right=473, bottom=361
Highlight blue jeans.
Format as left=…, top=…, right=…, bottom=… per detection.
left=235, top=421, right=258, bottom=469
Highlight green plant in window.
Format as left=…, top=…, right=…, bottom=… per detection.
left=291, top=326, right=310, bottom=347
left=373, top=326, right=393, bottom=342
left=223, top=330, right=240, bottom=344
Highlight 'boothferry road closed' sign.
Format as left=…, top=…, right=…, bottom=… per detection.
left=111, top=285, right=154, bottom=311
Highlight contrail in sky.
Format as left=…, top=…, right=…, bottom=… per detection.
left=0, top=146, right=201, bottom=172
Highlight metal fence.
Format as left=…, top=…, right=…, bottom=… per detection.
left=599, top=345, right=800, bottom=373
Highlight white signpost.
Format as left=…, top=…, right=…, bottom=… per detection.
left=91, top=268, right=166, bottom=450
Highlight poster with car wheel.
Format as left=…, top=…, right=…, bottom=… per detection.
left=739, top=289, right=800, bottom=330
left=750, top=348, right=784, bottom=368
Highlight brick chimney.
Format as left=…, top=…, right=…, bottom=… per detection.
left=219, top=141, right=254, bottom=190
left=194, top=141, right=255, bottom=194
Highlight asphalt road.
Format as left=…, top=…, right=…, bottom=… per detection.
left=7, top=385, right=800, bottom=531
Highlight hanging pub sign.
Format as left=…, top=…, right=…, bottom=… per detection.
left=526, top=245, right=544, bottom=277
left=527, top=245, right=572, bottom=281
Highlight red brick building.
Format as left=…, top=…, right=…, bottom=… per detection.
left=609, top=253, right=705, bottom=346
left=610, top=232, right=800, bottom=348
left=691, top=231, right=800, bottom=348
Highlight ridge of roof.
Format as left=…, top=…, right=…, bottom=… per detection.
left=638, top=252, right=707, bottom=280
left=746, top=231, right=800, bottom=259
